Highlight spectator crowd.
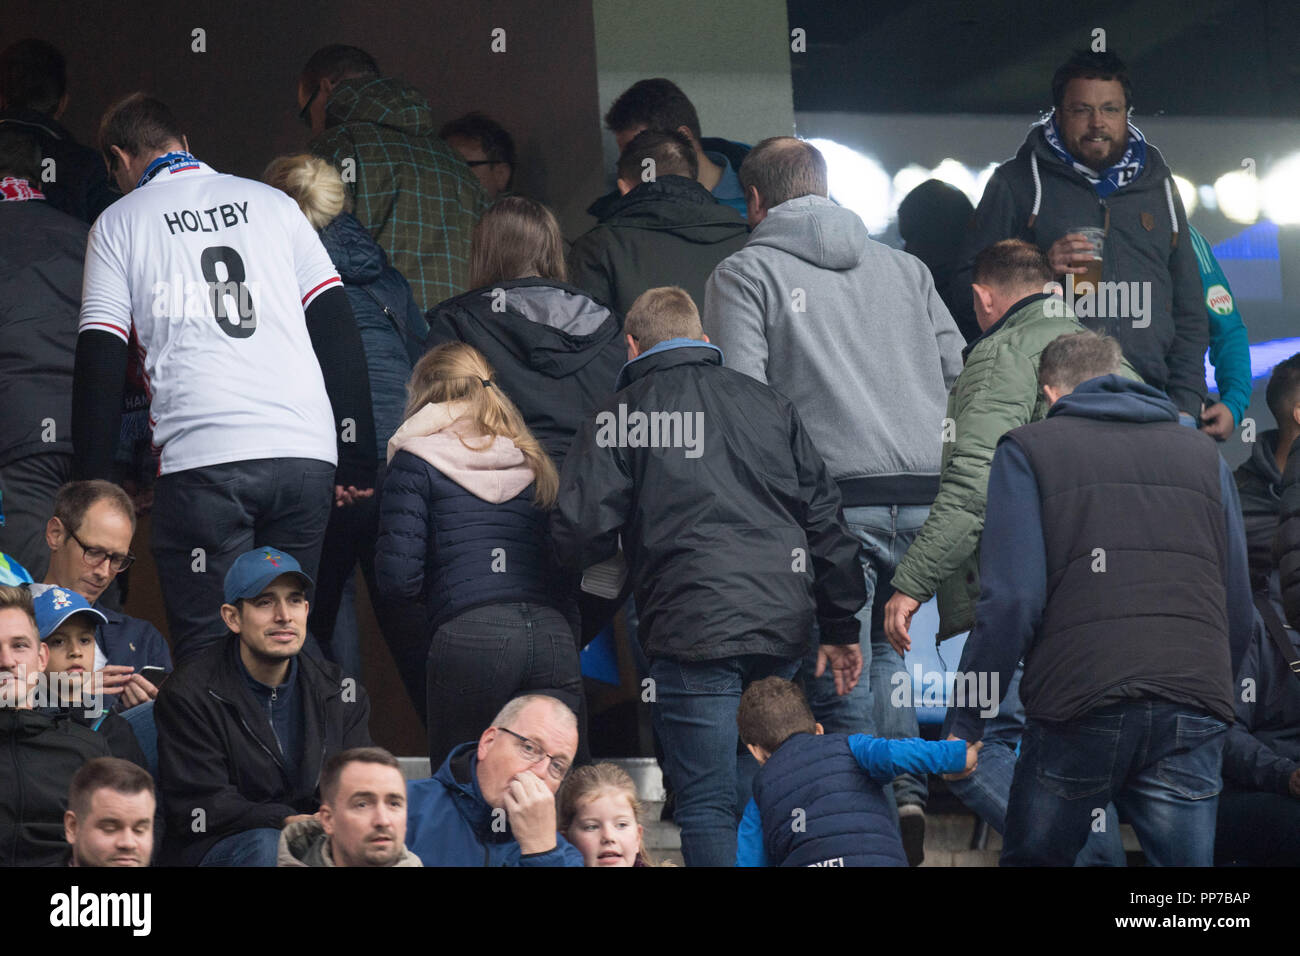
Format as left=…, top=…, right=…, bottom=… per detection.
left=2, top=37, right=1299, bottom=869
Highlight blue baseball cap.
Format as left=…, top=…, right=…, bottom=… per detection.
left=223, top=547, right=314, bottom=603
left=33, top=586, right=108, bottom=641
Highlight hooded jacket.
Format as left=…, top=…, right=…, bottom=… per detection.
left=311, top=76, right=487, bottom=311
left=950, top=376, right=1252, bottom=739
left=319, top=211, right=428, bottom=458
left=375, top=401, right=565, bottom=633
left=703, top=195, right=964, bottom=506
left=0, top=110, right=118, bottom=224
left=0, top=708, right=113, bottom=867
left=951, top=120, right=1207, bottom=417
left=890, top=292, right=1141, bottom=640
left=154, top=638, right=372, bottom=866
left=568, top=175, right=749, bottom=316
left=425, top=278, right=624, bottom=473
left=1235, top=429, right=1286, bottom=594
left=405, top=742, right=583, bottom=867
left=550, top=340, right=866, bottom=662
left=276, top=816, right=422, bottom=867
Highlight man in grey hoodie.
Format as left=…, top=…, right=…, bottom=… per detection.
left=702, top=137, right=963, bottom=858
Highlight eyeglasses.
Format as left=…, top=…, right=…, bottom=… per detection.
left=67, top=528, right=135, bottom=573
left=1063, top=104, right=1126, bottom=119
left=497, top=727, right=570, bottom=780
left=298, top=85, right=319, bottom=128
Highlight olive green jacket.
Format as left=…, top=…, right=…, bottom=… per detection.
left=890, top=292, right=1141, bottom=640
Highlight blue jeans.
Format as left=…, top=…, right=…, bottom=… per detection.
left=799, top=504, right=929, bottom=809
left=651, top=654, right=801, bottom=867
left=1002, top=701, right=1227, bottom=866
left=199, top=827, right=281, bottom=867
left=942, top=663, right=1127, bottom=865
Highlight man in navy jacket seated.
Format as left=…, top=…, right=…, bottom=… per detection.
left=406, top=694, right=583, bottom=867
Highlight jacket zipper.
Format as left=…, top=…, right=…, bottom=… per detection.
left=8, top=729, right=19, bottom=867
left=209, top=689, right=288, bottom=784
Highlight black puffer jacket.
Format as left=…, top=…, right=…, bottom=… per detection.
left=1277, top=435, right=1300, bottom=627
left=550, top=341, right=865, bottom=662
left=155, top=638, right=371, bottom=866
left=0, top=708, right=113, bottom=866
left=568, top=175, right=749, bottom=317
left=1235, top=429, right=1285, bottom=592
left=426, top=279, right=624, bottom=473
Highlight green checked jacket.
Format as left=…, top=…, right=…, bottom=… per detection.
left=311, top=75, right=489, bottom=312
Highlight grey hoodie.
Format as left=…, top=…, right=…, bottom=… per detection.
left=703, top=195, right=964, bottom=505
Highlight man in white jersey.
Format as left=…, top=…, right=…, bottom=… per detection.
left=72, top=93, right=376, bottom=663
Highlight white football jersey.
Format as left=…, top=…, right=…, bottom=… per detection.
left=79, top=160, right=341, bottom=475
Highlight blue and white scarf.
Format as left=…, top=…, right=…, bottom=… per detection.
left=1042, top=112, right=1146, bottom=197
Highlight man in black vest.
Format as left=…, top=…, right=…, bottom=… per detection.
left=950, top=330, right=1252, bottom=866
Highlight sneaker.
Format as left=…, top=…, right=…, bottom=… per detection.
left=898, top=803, right=925, bottom=867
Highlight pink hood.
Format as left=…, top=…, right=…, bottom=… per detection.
left=387, top=401, right=536, bottom=503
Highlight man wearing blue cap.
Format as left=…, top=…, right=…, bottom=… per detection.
left=154, top=546, right=372, bottom=867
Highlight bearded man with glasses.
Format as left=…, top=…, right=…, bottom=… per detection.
left=31, top=480, right=171, bottom=711
left=406, top=694, right=584, bottom=867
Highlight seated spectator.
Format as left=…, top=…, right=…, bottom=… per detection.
left=298, top=44, right=487, bottom=311
left=550, top=287, right=867, bottom=867
left=264, top=154, right=427, bottom=694
left=405, top=694, right=583, bottom=867
left=278, top=746, right=421, bottom=867
left=0, top=584, right=113, bottom=866
left=154, top=547, right=372, bottom=867
left=376, top=342, right=582, bottom=768
left=557, top=762, right=655, bottom=867
left=34, top=481, right=171, bottom=710
left=0, top=127, right=88, bottom=582
left=569, top=129, right=748, bottom=317
left=32, top=587, right=147, bottom=769
left=440, top=112, right=516, bottom=200
left=0, top=38, right=117, bottom=223
left=64, top=756, right=154, bottom=867
left=735, top=678, right=975, bottom=867
left=1236, top=353, right=1300, bottom=595
left=594, top=78, right=748, bottom=219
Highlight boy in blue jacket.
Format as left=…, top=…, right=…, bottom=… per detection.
left=735, top=677, right=978, bottom=867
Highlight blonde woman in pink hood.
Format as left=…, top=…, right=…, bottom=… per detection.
left=375, top=341, right=584, bottom=770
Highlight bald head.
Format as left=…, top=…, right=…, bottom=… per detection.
left=738, top=136, right=828, bottom=225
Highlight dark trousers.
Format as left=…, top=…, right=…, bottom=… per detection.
left=1215, top=787, right=1300, bottom=865
left=1003, top=700, right=1227, bottom=866
left=0, top=451, right=73, bottom=581
left=152, top=457, right=334, bottom=663
left=425, top=602, right=584, bottom=770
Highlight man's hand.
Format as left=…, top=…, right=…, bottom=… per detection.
left=283, top=813, right=318, bottom=827
left=333, top=484, right=375, bottom=507
left=503, top=770, right=558, bottom=855
left=119, top=673, right=158, bottom=708
left=1289, top=767, right=1300, bottom=798
left=942, top=735, right=982, bottom=781
left=815, top=643, right=862, bottom=696
left=1199, top=402, right=1235, bottom=440
left=1047, top=233, right=1098, bottom=275
left=884, top=592, right=922, bottom=654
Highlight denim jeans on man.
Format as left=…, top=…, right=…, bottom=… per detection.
left=199, top=827, right=281, bottom=867
left=425, top=602, right=584, bottom=770
left=799, top=505, right=929, bottom=811
left=1001, top=700, right=1227, bottom=866
left=151, top=457, right=334, bottom=663
left=651, top=653, right=801, bottom=867
left=941, top=663, right=1126, bottom=865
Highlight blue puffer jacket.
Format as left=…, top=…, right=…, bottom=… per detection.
left=375, top=401, right=566, bottom=634
left=406, top=742, right=584, bottom=867
left=739, top=733, right=965, bottom=867
left=319, top=212, right=428, bottom=459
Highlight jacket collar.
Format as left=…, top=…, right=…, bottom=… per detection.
left=598, top=175, right=723, bottom=219
left=435, top=741, right=499, bottom=837
left=963, top=291, right=1058, bottom=360
left=1045, top=374, right=1178, bottom=423
left=616, top=338, right=723, bottom=390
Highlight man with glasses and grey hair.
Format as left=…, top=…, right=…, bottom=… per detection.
left=405, top=693, right=584, bottom=867
left=34, top=480, right=170, bottom=709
